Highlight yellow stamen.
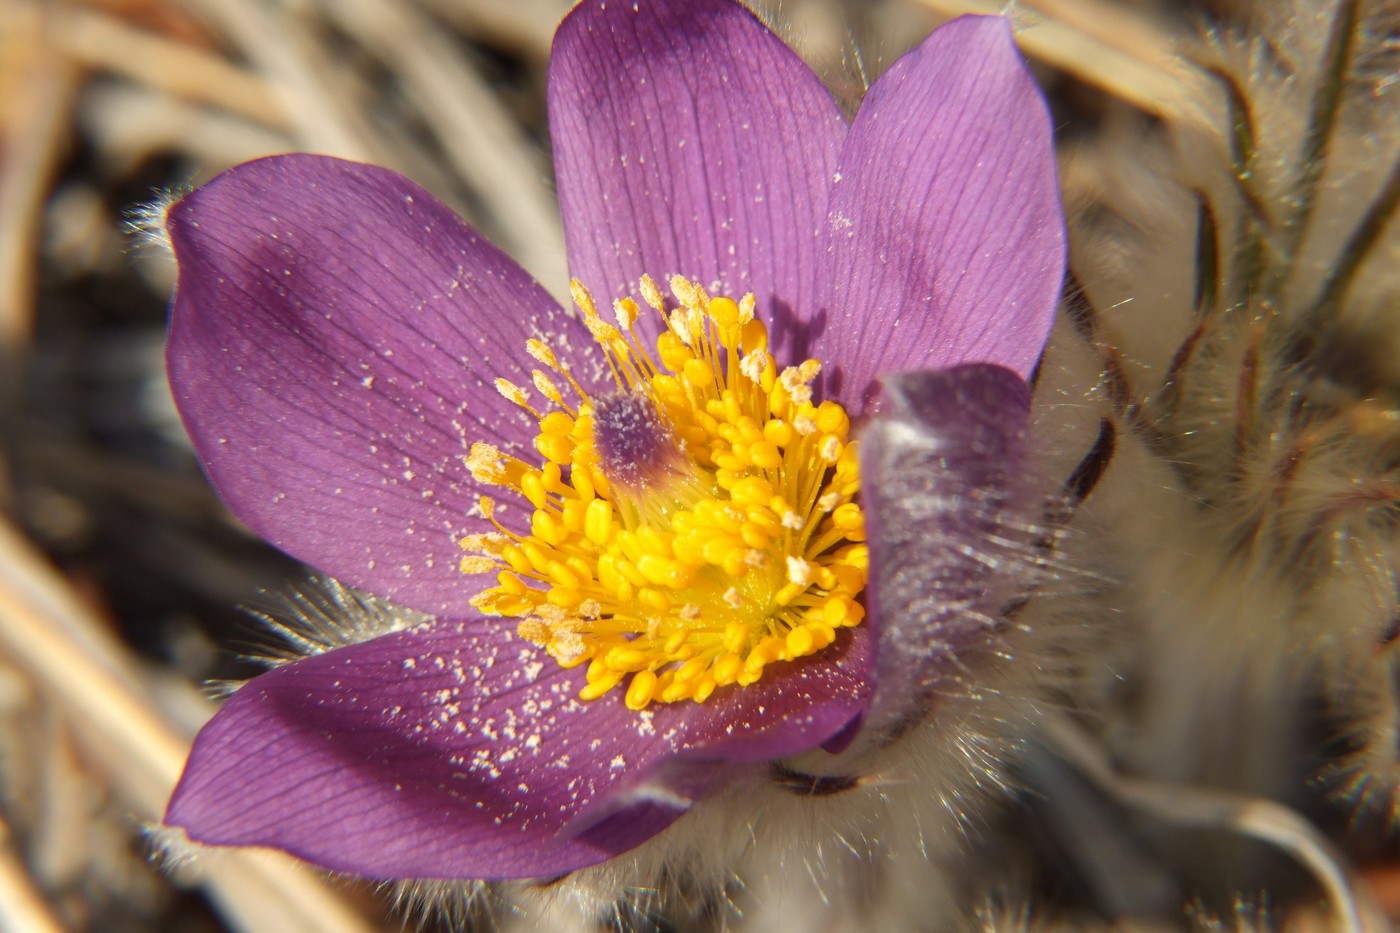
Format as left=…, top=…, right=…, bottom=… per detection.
left=459, top=276, right=867, bottom=708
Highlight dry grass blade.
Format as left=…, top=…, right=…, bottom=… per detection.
left=79, top=81, right=294, bottom=178
left=0, top=516, right=377, bottom=933
left=413, top=0, right=564, bottom=63
left=0, top=815, right=66, bottom=933
left=54, top=3, right=290, bottom=130
left=0, top=0, right=80, bottom=347
left=169, top=0, right=380, bottom=161
left=322, top=0, right=567, bottom=290
left=914, top=0, right=1207, bottom=124
left=1042, top=712, right=1387, bottom=933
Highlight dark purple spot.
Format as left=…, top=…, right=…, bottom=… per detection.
left=592, top=392, right=683, bottom=489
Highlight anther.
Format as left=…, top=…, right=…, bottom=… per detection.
left=570, top=278, right=599, bottom=317
left=465, top=443, right=508, bottom=484
left=526, top=338, right=558, bottom=368
left=533, top=370, right=566, bottom=406
left=495, top=378, right=536, bottom=414
left=639, top=274, right=665, bottom=313
left=614, top=297, right=639, bottom=330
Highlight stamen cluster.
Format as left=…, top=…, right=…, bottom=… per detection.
left=461, top=275, right=866, bottom=709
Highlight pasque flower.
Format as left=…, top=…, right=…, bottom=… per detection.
left=162, top=0, right=1063, bottom=881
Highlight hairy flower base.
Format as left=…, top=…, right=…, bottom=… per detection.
left=463, top=275, right=867, bottom=709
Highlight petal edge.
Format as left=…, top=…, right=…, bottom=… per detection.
left=166, top=154, right=579, bottom=617
left=549, top=0, right=847, bottom=356
left=815, top=16, right=1065, bottom=408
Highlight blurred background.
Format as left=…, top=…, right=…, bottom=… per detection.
left=0, top=0, right=1393, bottom=930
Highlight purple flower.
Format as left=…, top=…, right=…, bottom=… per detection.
left=162, top=0, right=1063, bottom=882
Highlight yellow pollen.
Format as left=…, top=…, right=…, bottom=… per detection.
left=465, top=443, right=508, bottom=484
left=460, top=275, right=867, bottom=709
left=614, top=297, right=639, bottom=330
left=459, top=555, right=498, bottom=574
left=495, top=378, right=536, bottom=415
left=526, top=338, right=557, bottom=367
left=639, top=274, right=665, bottom=312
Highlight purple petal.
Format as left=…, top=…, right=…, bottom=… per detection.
left=815, top=16, right=1064, bottom=409
left=165, top=619, right=870, bottom=880
left=548, top=0, right=846, bottom=355
left=858, top=365, right=1036, bottom=732
left=166, top=154, right=587, bottom=617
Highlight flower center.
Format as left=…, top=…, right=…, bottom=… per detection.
left=460, top=275, right=866, bottom=710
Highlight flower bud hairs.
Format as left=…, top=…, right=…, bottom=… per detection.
left=1013, top=0, right=1400, bottom=927
left=144, top=0, right=1399, bottom=931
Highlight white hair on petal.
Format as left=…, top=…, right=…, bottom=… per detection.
left=123, top=185, right=189, bottom=256
left=204, top=576, right=429, bottom=698
left=145, top=824, right=205, bottom=877
left=390, top=877, right=503, bottom=932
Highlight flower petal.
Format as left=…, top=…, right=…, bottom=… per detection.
left=858, top=365, right=1036, bottom=731
left=548, top=0, right=846, bottom=354
left=165, top=618, right=870, bottom=880
left=166, top=154, right=582, bottom=617
left=815, top=16, right=1064, bottom=408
